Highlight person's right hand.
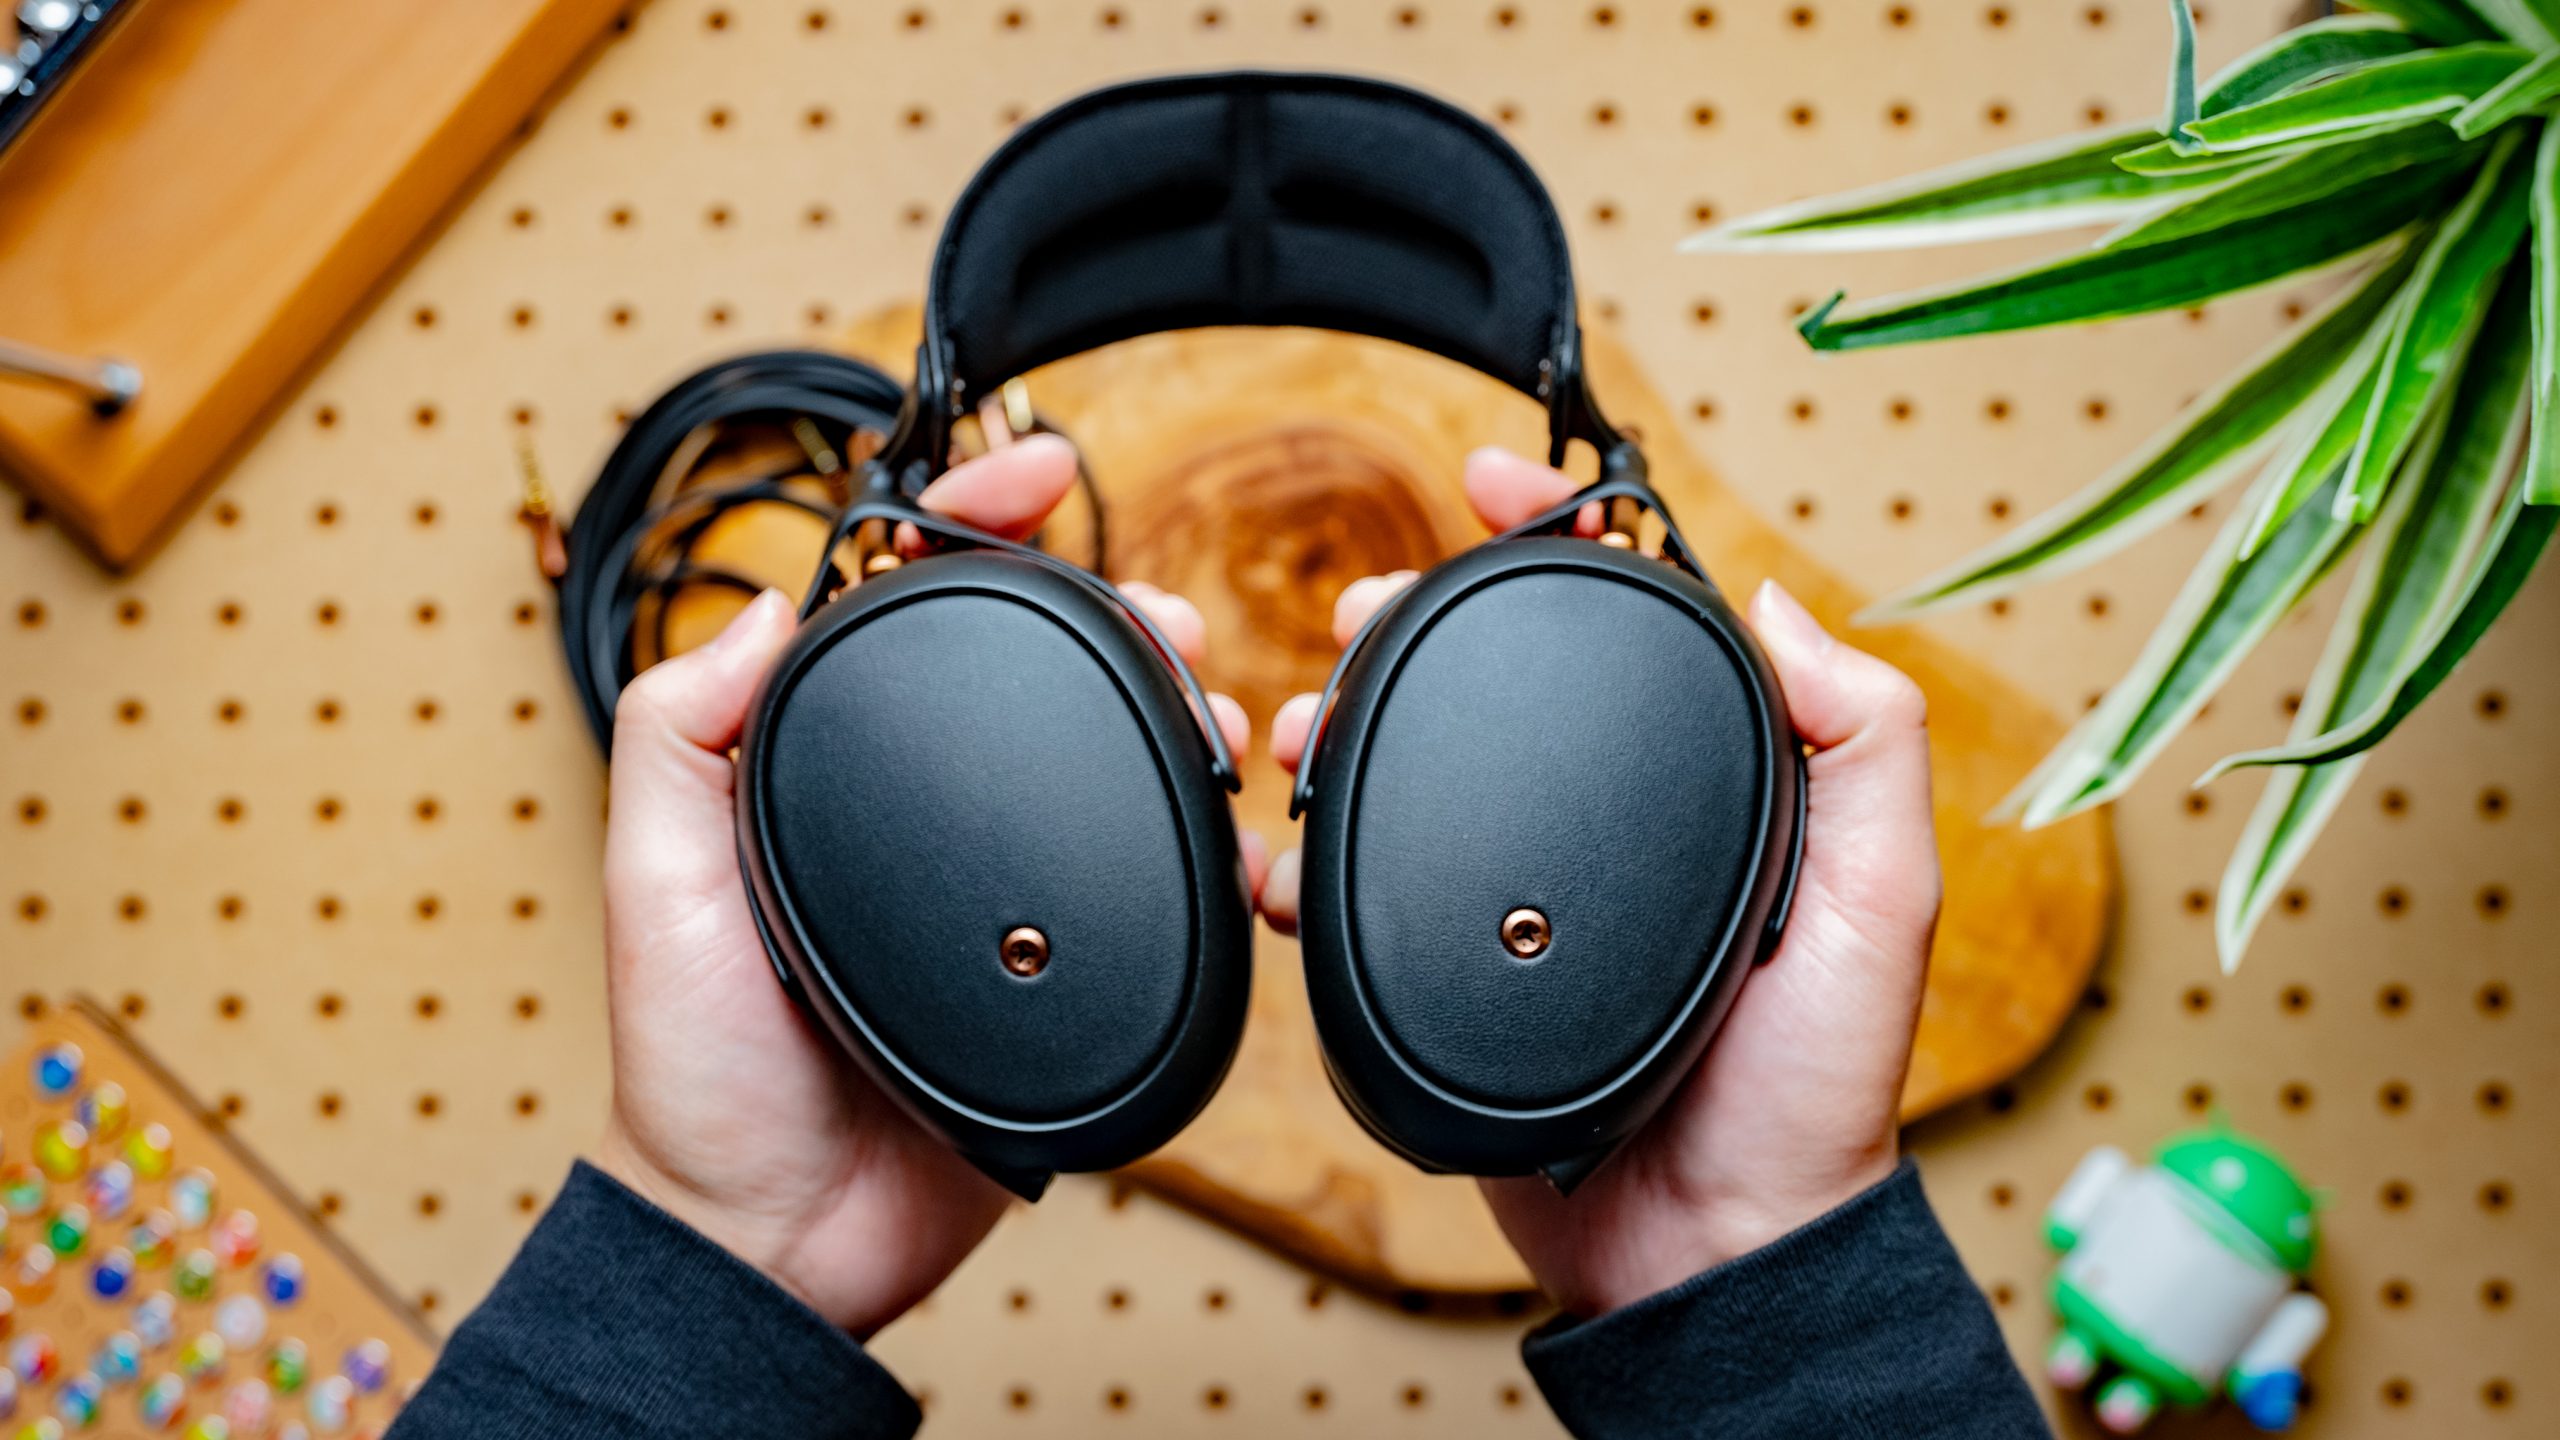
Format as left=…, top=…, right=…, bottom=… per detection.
left=1262, top=447, right=1941, bottom=1319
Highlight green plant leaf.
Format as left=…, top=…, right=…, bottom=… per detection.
left=2209, top=269, right=2533, bottom=784
left=1681, top=125, right=2208, bottom=253
left=2339, top=132, right=2530, bottom=521
left=2201, top=299, right=2539, bottom=963
left=2349, top=0, right=2500, bottom=45
left=2200, top=16, right=2428, bottom=119
left=1860, top=245, right=2421, bottom=619
left=2102, top=124, right=2473, bottom=250
left=2472, top=0, right=2560, bottom=48
left=2531, top=114, right=2560, bottom=502
left=2165, top=0, right=2201, bottom=140
left=2238, top=286, right=2412, bottom=557
left=2117, top=117, right=2437, bottom=174
left=2179, top=45, right=2531, bottom=153
left=1994, top=459, right=2367, bottom=829
left=1798, top=161, right=2460, bottom=350
left=2452, top=50, right=2560, bottom=137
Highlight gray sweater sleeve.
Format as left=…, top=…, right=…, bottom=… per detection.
left=1523, top=1161, right=2051, bottom=1440
left=388, top=1161, right=919, bottom=1440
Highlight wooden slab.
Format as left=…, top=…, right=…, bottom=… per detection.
left=0, top=0, right=624, bottom=568
left=837, top=308, right=2115, bottom=1294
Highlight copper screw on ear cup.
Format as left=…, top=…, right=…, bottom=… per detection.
left=1501, top=908, right=1551, bottom=959
left=1001, top=925, right=1051, bottom=977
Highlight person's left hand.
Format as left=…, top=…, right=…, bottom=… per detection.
left=595, top=434, right=1258, bottom=1337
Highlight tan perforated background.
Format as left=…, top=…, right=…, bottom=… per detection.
left=4, top=2, right=2552, bottom=1434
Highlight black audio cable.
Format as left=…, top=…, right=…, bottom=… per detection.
left=546, top=349, right=1105, bottom=752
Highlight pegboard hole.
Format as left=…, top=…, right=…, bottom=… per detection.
left=117, top=795, right=146, bottom=824
left=315, top=502, right=339, bottom=527
left=2380, top=983, right=2411, bottom=1015
left=1302, top=1385, right=1329, bottom=1411
left=2378, top=1081, right=2410, bottom=1113
left=416, top=992, right=443, bottom=1019
left=417, top=1093, right=442, bottom=1118
left=217, top=992, right=245, bottom=1019
left=2477, top=688, right=2507, bottom=719
left=2478, top=1082, right=2510, bottom=1115
left=119, top=992, right=146, bottom=1019
left=318, top=1091, right=342, bottom=1118
left=418, top=1192, right=442, bottom=1218
left=316, top=600, right=340, bottom=626
left=2478, top=981, right=2510, bottom=1015
left=1402, top=1383, right=1428, bottom=1409
left=315, top=698, right=342, bottom=724
left=213, top=501, right=240, bottom=526
left=2181, top=887, right=2207, bottom=914
left=2484, top=1379, right=2513, bottom=1410
left=2483, top=1278, right=2513, bottom=1310
left=415, top=698, right=440, bottom=723
left=117, top=597, right=147, bottom=626
left=2478, top=884, right=2510, bottom=918
left=2280, top=1081, right=2312, bottom=1112
left=1787, top=4, right=1812, bottom=25
left=1985, top=101, right=2010, bottom=126
left=2380, top=1179, right=2414, bottom=1211
left=317, top=992, right=344, bottom=1017
left=2182, top=1083, right=2214, bottom=1113
left=2381, top=1378, right=2411, bottom=1408
left=2181, top=985, right=2211, bottom=1013
left=1787, top=102, right=1816, bottom=127
left=516, top=992, right=544, bottom=1019
left=217, top=698, right=244, bottom=724
left=1202, top=1286, right=1228, bottom=1312
left=16, top=796, right=42, bottom=825
left=1104, top=1286, right=1129, bottom=1312
left=2480, top=1181, right=2512, bottom=1212
left=513, top=895, right=541, bottom=919
left=2379, top=886, right=2408, bottom=917
left=416, top=894, right=442, bottom=920
left=2479, top=785, right=2510, bottom=818
left=2380, top=785, right=2409, bottom=815
left=118, top=893, right=147, bottom=922
left=413, top=404, right=438, bottom=429
left=316, top=895, right=342, bottom=921
left=2082, top=1083, right=2111, bottom=1111
left=1987, top=1182, right=2014, bottom=1208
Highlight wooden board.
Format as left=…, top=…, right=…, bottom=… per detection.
left=1, top=999, right=435, bottom=1435
left=837, top=307, right=2115, bottom=1293
left=0, top=0, right=624, bottom=568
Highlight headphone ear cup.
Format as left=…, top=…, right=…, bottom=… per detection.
left=736, top=552, right=1252, bottom=1199
left=1296, top=538, right=1802, bottom=1190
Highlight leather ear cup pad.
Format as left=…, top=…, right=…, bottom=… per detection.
left=736, top=553, right=1252, bottom=1182
left=1298, top=539, right=1800, bottom=1182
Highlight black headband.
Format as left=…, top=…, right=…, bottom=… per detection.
left=889, top=71, right=1630, bottom=482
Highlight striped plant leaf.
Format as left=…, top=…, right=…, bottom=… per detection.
left=2211, top=293, right=2529, bottom=963
left=2101, top=124, right=2474, bottom=251
left=2238, top=284, right=2412, bottom=557
left=2178, top=44, right=2531, bottom=153
left=1798, top=161, right=2459, bottom=350
left=2199, top=16, right=2427, bottom=119
left=1860, top=244, right=2420, bottom=620
left=1996, top=459, right=2368, bottom=829
left=2532, top=110, right=2560, bottom=502
left=2338, top=132, right=2530, bottom=522
left=1680, top=126, right=2207, bottom=254
left=2256, top=500, right=2557, bottom=770
left=2117, top=117, right=2436, bottom=175
left=2452, top=50, right=2560, bottom=137
left=2165, top=0, right=2201, bottom=140
left=2473, top=0, right=2560, bottom=47
left=2349, top=0, right=2500, bottom=45
left=2208, top=270, right=2533, bottom=784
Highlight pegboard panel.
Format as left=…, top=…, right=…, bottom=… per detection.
left=3, top=3, right=2552, bottom=1435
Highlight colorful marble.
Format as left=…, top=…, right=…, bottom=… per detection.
left=220, top=1380, right=271, bottom=1434
left=177, top=1334, right=224, bottom=1385
left=265, top=1340, right=308, bottom=1395
left=91, top=1333, right=141, bottom=1387
left=168, top=1174, right=216, bottom=1233
left=124, top=1125, right=174, bottom=1183
left=174, top=1251, right=216, bottom=1302
left=213, top=1297, right=264, bottom=1351
left=260, top=1255, right=303, bottom=1308
left=15, top=1418, right=64, bottom=1440
left=209, top=1212, right=258, bottom=1270
left=43, top=1206, right=90, bottom=1258
left=52, top=1374, right=98, bottom=1429
left=303, top=1377, right=351, bottom=1436
left=5, top=1249, right=51, bottom=1303
left=138, top=1374, right=185, bottom=1428
left=6, top=1335, right=53, bottom=1384
left=30, top=1125, right=85, bottom=1185
left=132, top=1295, right=178, bottom=1350
left=88, top=1248, right=133, bottom=1303
left=32, top=1046, right=81, bottom=1099
left=339, top=1340, right=389, bottom=1395
left=83, top=1162, right=134, bottom=1223
left=0, top=1169, right=44, bottom=1221
left=72, top=1085, right=127, bottom=1146
left=130, top=1213, right=175, bottom=1270
left=0, top=1368, right=15, bottom=1420
left=180, top=1421, right=228, bottom=1440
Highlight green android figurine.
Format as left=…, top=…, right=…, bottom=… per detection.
left=2043, top=1128, right=2328, bottom=1433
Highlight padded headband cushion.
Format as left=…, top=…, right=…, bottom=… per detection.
left=927, top=72, right=1578, bottom=402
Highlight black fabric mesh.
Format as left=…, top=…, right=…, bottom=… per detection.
left=927, top=72, right=1577, bottom=401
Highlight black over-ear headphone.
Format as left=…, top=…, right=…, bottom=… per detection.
left=732, top=71, right=1804, bottom=1201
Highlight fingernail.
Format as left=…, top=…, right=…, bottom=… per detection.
left=1752, top=580, right=1833, bottom=656
left=702, top=588, right=786, bottom=656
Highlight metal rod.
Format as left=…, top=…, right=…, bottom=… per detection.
left=0, top=337, right=142, bottom=416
